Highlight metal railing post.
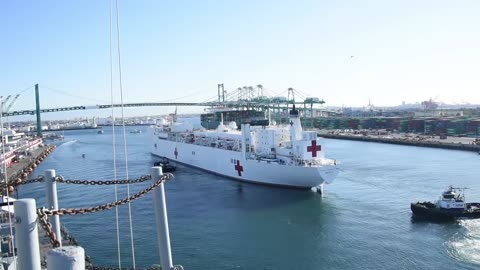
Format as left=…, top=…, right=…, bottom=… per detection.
left=47, top=246, right=85, bottom=270
left=14, top=199, right=41, bottom=270
left=151, top=166, right=174, bottom=270
left=45, top=169, right=62, bottom=245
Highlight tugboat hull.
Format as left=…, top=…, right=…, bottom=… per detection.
left=411, top=202, right=480, bottom=221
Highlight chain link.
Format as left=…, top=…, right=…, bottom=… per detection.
left=85, top=264, right=184, bottom=270
left=2, top=174, right=152, bottom=193
left=13, top=175, right=45, bottom=186
left=60, top=223, right=81, bottom=246
left=54, top=175, right=152, bottom=185
left=37, top=207, right=61, bottom=248
left=37, top=173, right=173, bottom=246
left=36, top=173, right=183, bottom=270
left=0, top=175, right=45, bottom=193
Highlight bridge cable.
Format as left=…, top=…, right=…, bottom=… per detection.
left=13, top=84, right=35, bottom=96
left=109, top=0, right=123, bottom=268
left=0, top=98, right=17, bottom=269
left=115, top=0, right=137, bottom=267
left=42, top=86, right=108, bottom=104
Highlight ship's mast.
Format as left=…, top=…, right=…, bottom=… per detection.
left=289, top=104, right=302, bottom=141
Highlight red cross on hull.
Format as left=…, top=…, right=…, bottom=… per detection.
left=234, top=160, right=244, bottom=176
left=307, top=140, right=321, bottom=157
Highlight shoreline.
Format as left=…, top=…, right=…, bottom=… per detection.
left=6, top=144, right=56, bottom=184
left=319, top=133, right=480, bottom=153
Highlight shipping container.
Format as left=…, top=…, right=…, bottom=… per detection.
left=400, top=120, right=409, bottom=132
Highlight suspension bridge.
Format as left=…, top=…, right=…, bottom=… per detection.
left=1, top=84, right=326, bottom=136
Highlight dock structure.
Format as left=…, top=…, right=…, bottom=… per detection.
left=319, top=132, right=480, bottom=153
left=5, top=144, right=56, bottom=185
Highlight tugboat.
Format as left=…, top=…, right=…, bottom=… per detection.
left=153, top=159, right=176, bottom=173
left=411, top=186, right=480, bottom=221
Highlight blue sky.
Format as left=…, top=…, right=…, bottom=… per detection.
left=1, top=0, right=480, bottom=119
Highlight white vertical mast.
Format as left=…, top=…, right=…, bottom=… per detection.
left=289, top=105, right=302, bottom=141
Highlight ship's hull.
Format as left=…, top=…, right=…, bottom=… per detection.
left=152, top=139, right=339, bottom=188
left=411, top=202, right=480, bottom=221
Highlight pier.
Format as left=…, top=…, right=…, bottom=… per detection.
left=319, top=131, right=480, bottom=153
left=5, top=144, right=56, bottom=185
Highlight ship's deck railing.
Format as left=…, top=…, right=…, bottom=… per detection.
left=168, top=134, right=244, bottom=152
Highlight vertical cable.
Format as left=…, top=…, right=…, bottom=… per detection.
left=109, top=0, right=122, bottom=268
left=0, top=97, right=17, bottom=269
left=115, top=0, right=137, bottom=267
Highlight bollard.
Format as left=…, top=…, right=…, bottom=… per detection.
left=151, top=167, right=174, bottom=270
left=47, top=246, right=85, bottom=270
left=14, top=199, right=41, bottom=270
left=45, top=169, right=62, bottom=245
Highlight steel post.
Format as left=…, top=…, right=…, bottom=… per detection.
left=45, top=169, right=62, bottom=245
left=47, top=246, right=85, bottom=270
left=151, top=167, right=173, bottom=270
left=14, top=199, right=41, bottom=270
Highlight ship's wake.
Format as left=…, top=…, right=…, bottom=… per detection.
left=58, top=139, right=77, bottom=147
left=446, top=219, right=480, bottom=265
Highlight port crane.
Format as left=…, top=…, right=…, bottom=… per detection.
left=1, top=94, right=20, bottom=129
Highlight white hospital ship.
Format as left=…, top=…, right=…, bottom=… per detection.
left=150, top=106, right=339, bottom=190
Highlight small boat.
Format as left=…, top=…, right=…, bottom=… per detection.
left=97, top=130, right=104, bottom=134
left=154, top=159, right=176, bottom=172
left=411, top=186, right=480, bottom=221
left=130, top=129, right=142, bottom=134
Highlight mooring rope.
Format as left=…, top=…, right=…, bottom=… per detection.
left=109, top=0, right=122, bottom=267
left=114, top=0, right=137, bottom=267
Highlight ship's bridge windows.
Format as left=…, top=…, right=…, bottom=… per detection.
left=443, top=194, right=455, bottom=199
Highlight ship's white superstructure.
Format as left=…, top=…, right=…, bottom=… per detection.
left=150, top=106, right=340, bottom=189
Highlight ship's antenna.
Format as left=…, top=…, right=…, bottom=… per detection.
left=0, top=96, right=17, bottom=269
left=109, top=0, right=122, bottom=267
left=115, top=0, right=137, bottom=267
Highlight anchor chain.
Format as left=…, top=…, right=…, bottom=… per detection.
left=54, top=175, right=152, bottom=185
left=37, top=173, right=173, bottom=248
left=37, top=208, right=61, bottom=248
left=1, top=175, right=45, bottom=191
left=2, top=174, right=151, bottom=192
left=85, top=264, right=184, bottom=270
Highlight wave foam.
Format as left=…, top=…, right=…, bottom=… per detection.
left=446, top=219, right=480, bottom=265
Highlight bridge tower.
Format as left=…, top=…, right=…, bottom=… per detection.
left=35, top=84, right=42, bottom=137
left=217, top=83, right=225, bottom=102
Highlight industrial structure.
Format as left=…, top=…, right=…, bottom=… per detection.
left=2, top=83, right=480, bottom=137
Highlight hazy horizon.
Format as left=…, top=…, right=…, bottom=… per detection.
left=2, top=1, right=480, bottom=120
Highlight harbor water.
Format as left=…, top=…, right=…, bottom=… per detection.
left=18, top=126, right=480, bottom=269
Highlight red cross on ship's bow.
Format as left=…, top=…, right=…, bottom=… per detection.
left=307, top=140, right=321, bottom=157
left=234, top=160, right=244, bottom=176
